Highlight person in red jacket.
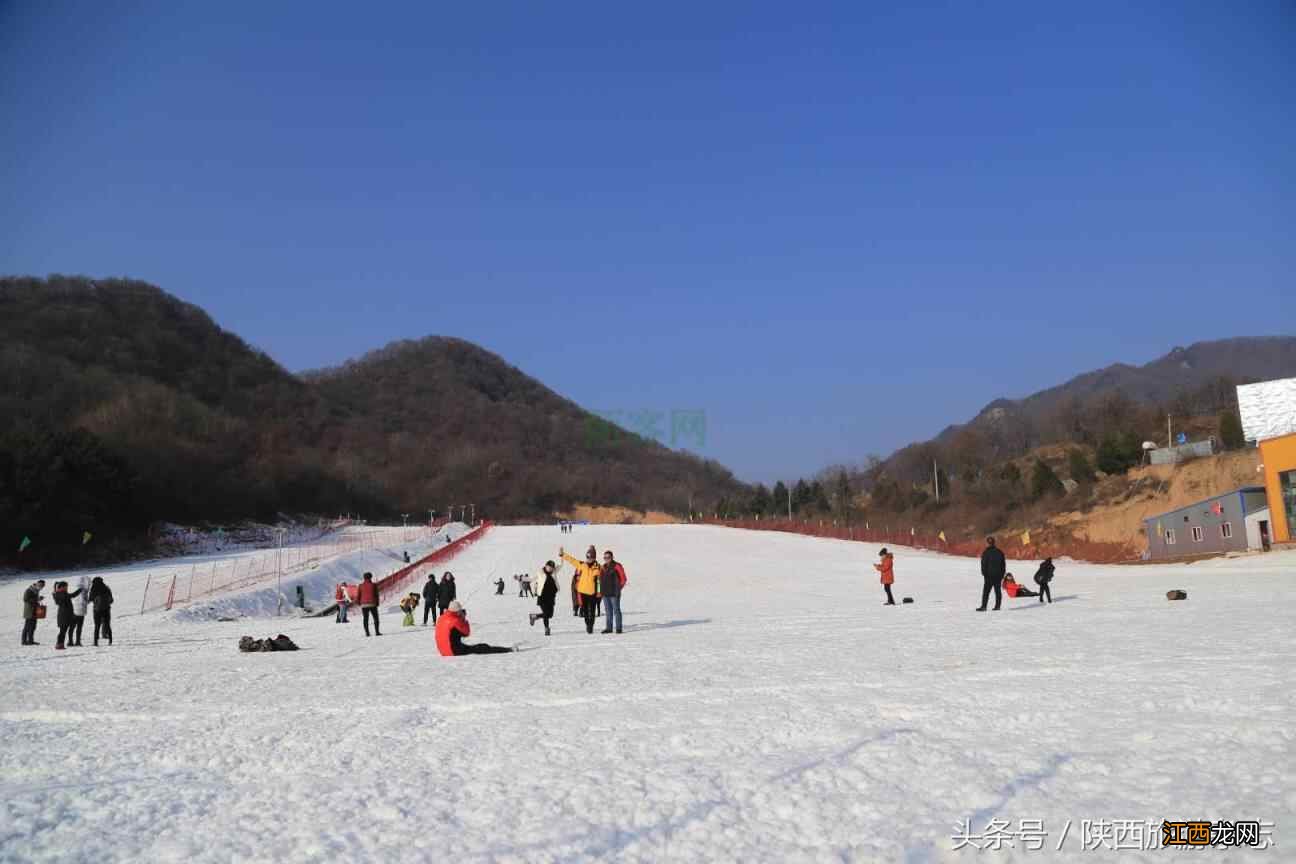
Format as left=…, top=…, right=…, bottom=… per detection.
left=1002, top=573, right=1038, bottom=598
left=357, top=572, right=381, bottom=636
left=873, top=548, right=896, bottom=606
left=435, top=601, right=513, bottom=656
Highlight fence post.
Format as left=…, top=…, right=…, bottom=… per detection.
left=140, top=574, right=151, bottom=614
left=165, top=574, right=177, bottom=611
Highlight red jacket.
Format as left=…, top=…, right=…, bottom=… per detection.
left=874, top=555, right=894, bottom=585
left=1003, top=579, right=1021, bottom=598
left=357, top=579, right=379, bottom=607
left=335, top=584, right=346, bottom=602
left=436, top=610, right=470, bottom=656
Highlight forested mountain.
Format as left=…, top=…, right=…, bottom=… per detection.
left=0, top=276, right=746, bottom=565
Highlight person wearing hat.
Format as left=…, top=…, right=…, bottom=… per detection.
left=436, top=600, right=513, bottom=656
left=560, top=545, right=602, bottom=634
left=873, top=548, right=896, bottom=606
left=21, top=579, right=46, bottom=646
left=978, top=536, right=1006, bottom=611
left=529, top=560, right=560, bottom=635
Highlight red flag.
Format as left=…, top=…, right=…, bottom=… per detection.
left=1211, top=501, right=1223, bottom=516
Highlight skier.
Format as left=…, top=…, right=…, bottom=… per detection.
left=978, top=537, right=1006, bottom=611
left=600, top=550, right=627, bottom=634
left=1033, top=558, right=1056, bottom=604
left=88, top=577, right=113, bottom=646
left=1002, top=573, right=1038, bottom=598
left=358, top=572, right=382, bottom=636
left=21, top=579, right=46, bottom=646
left=529, top=560, right=560, bottom=635
left=422, top=573, right=439, bottom=625
left=436, top=601, right=513, bottom=656
left=560, top=545, right=602, bottom=634
left=873, top=548, right=896, bottom=606
left=52, top=581, right=83, bottom=650
left=70, top=574, right=90, bottom=646
left=437, top=572, right=457, bottom=618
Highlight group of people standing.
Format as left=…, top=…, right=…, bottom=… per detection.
left=559, top=545, right=627, bottom=635
left=870, top=538, right=1057, bottom=610
left=20, top=575, right=114, bottom=648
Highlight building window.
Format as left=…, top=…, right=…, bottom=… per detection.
left=1221, top=522, right=1233, bottom=539
left=1191, top=526, right=1204, bottom=542
left=1165, top=529, right=1176, bottom=545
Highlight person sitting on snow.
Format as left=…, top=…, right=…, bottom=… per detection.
left=435, top=601, right=513, bottom=656
left=1002, top=573, right=1038, bottom=599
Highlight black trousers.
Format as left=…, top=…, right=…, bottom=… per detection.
left=93, top=610, right=112, bottom=644
left=21, top=618, right=37, bottom=645
left=57, top=622, right=71, bottom=647
left=979, top=577, right=1002, bottom=610
left=71, top=615, right=85, bottom=645
left=1015, top=586, right=1039, bottom=597
left=579, top=593, right=598, bottom=633
left=362, top=606, right=381, bottom=635
left=1039, top=582, right=1052, bottom=603
left=423, top=601, right=436, bottom=625
left=883, top=584, right=895, bottom=604
left=457, top=642, right=512, bottom=655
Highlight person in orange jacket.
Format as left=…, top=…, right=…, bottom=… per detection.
left=1002, top=573, right=1038, bottom=599
left=560, top=545, right=602, bottom=634
left=435, top=601, right=512, bottom=656
left=873, top=548, right=896, bottom=606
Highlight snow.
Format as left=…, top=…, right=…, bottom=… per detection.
left=1, top=524, right=1293, bottom=862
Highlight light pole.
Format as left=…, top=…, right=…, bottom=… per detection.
left=275, top=527, right=286, bottom=616
left=470, top=503, right=475, bottom=525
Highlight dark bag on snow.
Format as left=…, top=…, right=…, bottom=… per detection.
left=238, top=634, right=300, bottom=652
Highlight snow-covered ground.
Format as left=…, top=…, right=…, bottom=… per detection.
left=1, top=524, right=1292, bottom=863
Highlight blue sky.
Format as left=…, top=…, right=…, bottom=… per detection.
left=2, top=1, right=1293, bottom=484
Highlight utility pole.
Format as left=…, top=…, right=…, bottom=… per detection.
left=470, top=503, right=476, bottom=525
left=787, top=483, right=792, bottom=520
left=933, top=460, right=940, bottom=502
left=1167, top=414, right=1173, bottom=449
left=275, top=527, right=285, bottom=616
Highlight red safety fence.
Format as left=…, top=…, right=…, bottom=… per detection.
left=339, top=521, right=494, bottom=605
left=700, top=518, right=1138, bottom=563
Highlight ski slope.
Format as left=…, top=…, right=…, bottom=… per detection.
left=1, top=524, right=1293, bottom=863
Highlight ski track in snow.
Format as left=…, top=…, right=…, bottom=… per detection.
left=1, top=524, right=1294, bottom=863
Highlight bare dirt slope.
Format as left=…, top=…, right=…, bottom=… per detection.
left=1049, top=450, right=1261, bottom=544
left=560, top=504, right=679, bottom=524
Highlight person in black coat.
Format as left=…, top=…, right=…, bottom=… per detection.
left=436, top=572, right=457, bottom=615
left=1033, top=558, right=1056, bottom=604
left=21, top=579, right=46, bottom=646
left=529, top=560, right=560, bottom=635
left=422, top=574, right=439, bottom=625
left=88, top=577, right=114, bottom=645
left=978, top=537, right=1006, bottom=611
left=51, top=581, right=83, bottom=650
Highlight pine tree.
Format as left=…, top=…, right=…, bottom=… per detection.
left=1219, top=410, right=1245, bottom=450
left=1030, top=460, right=1065, bottom=499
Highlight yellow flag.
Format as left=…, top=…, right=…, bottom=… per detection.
left=938, top=530, right=946, bottom=542
left=1021, top=529, right=1031, bottom=546
left=82, top=531, right=93, bottom=546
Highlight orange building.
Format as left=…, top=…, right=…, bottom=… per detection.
left=1257, top=431, right=1296, bottom=544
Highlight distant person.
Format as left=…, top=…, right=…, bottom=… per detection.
left=436, top=601, right=513, bottom=656
left=495, top=577, right=505, bottom=595
left=873, top=548, right=896, bottom=606
left=422, top=574, right=439, bottom=625
left=403, top=550, right=411, bottom=564
left=70, top=574, right=90, bottom=646
left=437, top=572, right=457, bottom=617
left=358, top=572, right=382, bottom=636
left=600, top=550, right=626, bottom=634
left=335, top=583, right=351, bottom=623
left=530, top=560, right=560, bottom=635
left=522, top=573, right=534, bottom=598
left=978, top=537, right=1006, bottom=611
left=561, top=545, right=602, bottom=634
left=52, top=581, right=83, bottom=650
left=21, top=579, right=46, bottom=646
left=1033, top=558, right=1056, bottom=604
left=1002, top=573, right=1038, bottom=599
left=88, top=577, right=113, bottom=646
